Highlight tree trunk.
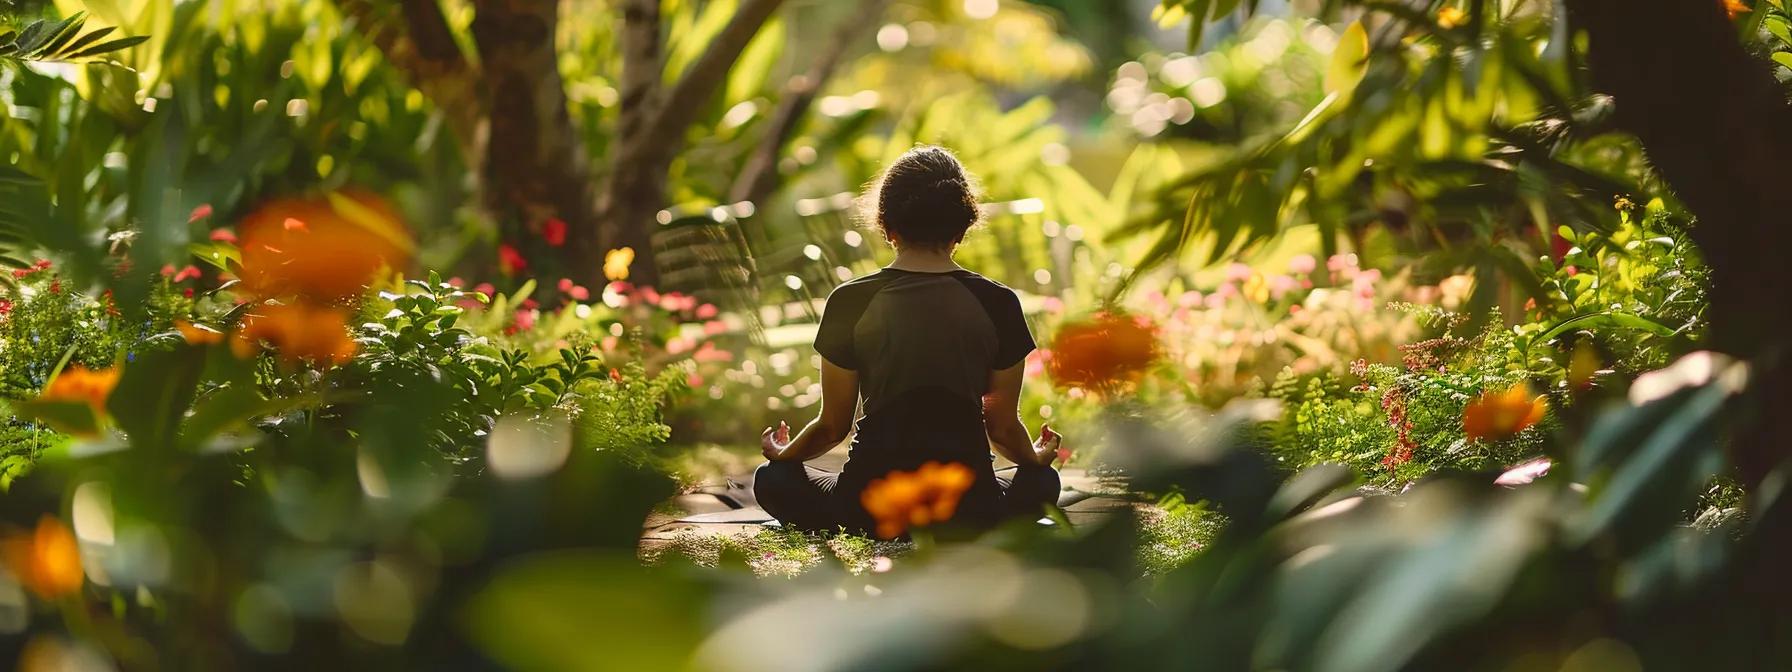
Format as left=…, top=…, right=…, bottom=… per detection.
left=469, top=0, right=596, bottom=286
left=1567, top=0, right=1792, bottom=487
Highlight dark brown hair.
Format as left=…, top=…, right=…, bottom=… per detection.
left=862, top=146, right=982, bottom=250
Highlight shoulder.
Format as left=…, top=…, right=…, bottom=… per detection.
left=949, top=271, right=1022, bottom=307
left=823, top=270, right=896, bottom=312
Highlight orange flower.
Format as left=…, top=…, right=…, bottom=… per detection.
left=860, top=462, right=976, bottom=539
left=38, top=365, right=121, bottom=428
left=1, top=516, right=84, bottom=599
left=1438, top=6, right=1466, bottom=28
left=235, top=190, right=412, bottom=302
left=1463, top=382, right=1547, bottom=443
left=176, top=320, right=224, bottom=345
left=232, top=303, right=358, bottom=367
left=1723, top=0, right=1750, bottom=20
left=1045, top=312, right=1161, bottom=393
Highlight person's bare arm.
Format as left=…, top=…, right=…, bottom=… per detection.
left=982, top=362, right=1059, bottom=467
left=762, top=359, right=859, bottom=462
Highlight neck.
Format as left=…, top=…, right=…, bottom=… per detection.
left=888, top=247, right=962, bottom=273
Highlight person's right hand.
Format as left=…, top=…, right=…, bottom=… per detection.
left=1032, top=423, right=1063, bottom=467
left=761, top=421, right=791, bottom=461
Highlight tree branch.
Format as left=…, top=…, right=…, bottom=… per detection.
left=642, top=0, right=787, bottom=152
left=614, top=0, right=665, bottom=146
left=334, top=0, right=484, bottom=158
left=729, top=0, right=890, bottom=209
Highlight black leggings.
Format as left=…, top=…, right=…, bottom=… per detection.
left=754, top=460, right=1061, bottom=537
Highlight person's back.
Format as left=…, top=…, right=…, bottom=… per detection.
left=753, top=146, right=1062, bottom=538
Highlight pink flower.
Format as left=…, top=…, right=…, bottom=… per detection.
left=448, top=276, right=465, bottom=287
left=1288, top=254, right=1317, bottom=275
left=1326, top=254, right=1351, bottom=271
left=687, top=374, right=704, bottom=387
left=512, top=309, right=537, bottom=332
left=1269, top=275, right=1299, bottom=299
left=568, top=285, right=590, bottom=301
left=209, top=229, right=238, bottom=243
left=558, top=278, right=574, bottom=292
left=189, top=204, right=214, bottom=222
left=641, top=287, right=661, bottom=306
left=693, top=341, right=734, bottom=362
left=543, top=217, right=567, bottom=247
left=1177, top=291, right=1202, bottom=308
left=160, top=264, right=177, bottom=276
left=601, top=336, right=618, bottom=351
left=499, top=244, right=528, bottom=276
left=172, top=265, right=202, bottom=283
left=1203, top=292, right=1227, bottom=309
left=704, top=320, right=728, bottom=335
left=1494, top=458, right=1552, bottom=487
left=1226, top=263, right=1253, bottom=282
left=473, top=283, right=495, bottom=297
left=696, top=303, right=719, bottom=319
left=1040, top=296, right=1064, bottom=313
left=1145, top=290, right=1168, bottom=308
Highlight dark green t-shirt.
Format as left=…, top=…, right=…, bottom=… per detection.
left=815, top=268, right=1036, bottom=459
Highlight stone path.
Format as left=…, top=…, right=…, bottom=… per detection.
left=640, top=448, right=1133, bottom=555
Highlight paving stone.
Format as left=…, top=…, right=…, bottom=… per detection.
left=1063, top=496, right=1133, bottom=514
left=679, top=506, right=776, bottom=525
left=670, top=493, right=736, bottom=515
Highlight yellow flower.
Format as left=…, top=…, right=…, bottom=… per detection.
left=1243, top=272, right=1270, bottom=304
left=1463, top=383, right=1547, bottom=443
left=176, top=320, right=224, bottom=345
left=1569, top=341, right=1601, bottom=391
left=1, top=516, right=84, bottom=599
left=232, top=303, right=358, bottom=367
left=1723, top=0, right=1751, bottom=20
left=37, top=365, right=121, bottom=432
left=860, top=462, right=976, bottom=539
left=1438, top=6, right=1466, bottom=28
left=604, top=247, right=636, bottom=282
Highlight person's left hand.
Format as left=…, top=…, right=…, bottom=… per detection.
left=761, top=421, right=791, bottom=461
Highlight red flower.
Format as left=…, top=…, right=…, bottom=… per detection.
left=557, top=278, right=574, bottom=292
left=189, top=204, right=214, bottom=222
left=210, top=229, right=238, bottom=243
left=568, top=285, right=589, bottom=301
left=610, top=368, right=623, bottom=382
left=543, top=217, right=567, bottom=247
left=48, top=278, right=60, bottom=294
left=171, top=265, right=201, bottom=283
left=0, top=299, right=12, bottom=315
left=499, top=244, right=528, bottom=276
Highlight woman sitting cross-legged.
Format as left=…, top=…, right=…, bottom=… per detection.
left=754, top=145, right=1062, bottom=539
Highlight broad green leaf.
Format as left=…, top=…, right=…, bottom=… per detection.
left=1324, top=21, right=1369, bottom=96
left=13, top=400, right=100, bottom=437
left=1772, top=52, right=1792, bottom=71
left=107, top=347, right=207, bottom=451
left=725, top=16, right=782, bottom=106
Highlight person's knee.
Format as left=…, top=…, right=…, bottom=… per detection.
left=753, top=461, right=801, bottom=502
left=1017, top=465, right=1062, bottom=505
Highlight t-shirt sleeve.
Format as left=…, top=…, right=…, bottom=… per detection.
left=814, top=287, right=863, bottom=370
left=990, top=289, right=1036, bottom=370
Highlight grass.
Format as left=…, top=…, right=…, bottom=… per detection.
left=644, top=527, right=914, bottom=578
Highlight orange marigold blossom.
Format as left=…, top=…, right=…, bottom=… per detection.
left=1462, top=382, right=1547, bottom=443
left=235, top=190, right=412, bottom=302
left=176, top=320, right=225, bottom=345
left=1723, top=0, right=1750, bottom=20
left=37, top=365, right=121, bottom=430
left=860, top=461, right=977, bottom=539
left=1, top=516, right=84, bottom=599
left=1045, top=312, right=1161, bottom=393
left=231, top=303, right=358, bottom=367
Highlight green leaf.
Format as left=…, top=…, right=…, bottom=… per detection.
left=1537, top=312, right=1675, bottom=345
left=464, top=552, right=704, bottom=672
left=13, top=400, right=100, bottom=437
left=107, top=347, right=207, bottom=451
left=1773, top=51, right=1792, bottom=72
left=1325, top=21, right=1370, bottom=96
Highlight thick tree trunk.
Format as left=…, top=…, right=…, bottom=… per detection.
left=1567, top=0, right=1792, bottom=487
left=468, top=0, right=598, bottom=285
